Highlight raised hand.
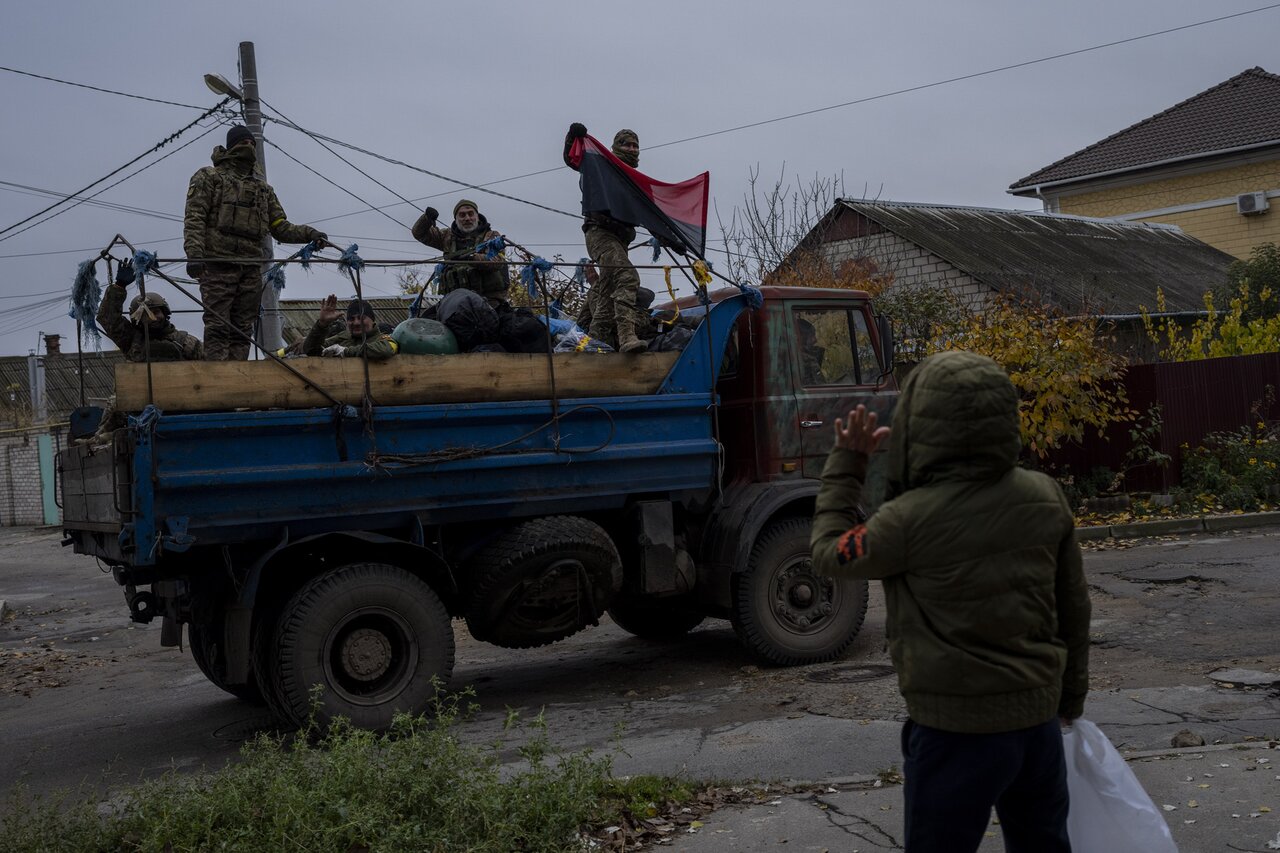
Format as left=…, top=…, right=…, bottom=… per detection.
left=833, top=405, right=891, bottom=455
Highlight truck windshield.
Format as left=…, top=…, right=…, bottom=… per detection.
left=793, top=307, right=878, bottom=386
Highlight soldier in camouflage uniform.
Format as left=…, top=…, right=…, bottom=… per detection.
left=303, top=295, right=399, bottom=361
left=563, top=123, right=647, bottom=353
left=96, top=259, right=203, bottom=361
left=183, top=125, right=329, bottom=361
left=410, top=199, right=509, bottom=307
left=576, top=262, right=656, bottom=345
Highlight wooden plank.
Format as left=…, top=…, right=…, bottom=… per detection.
left=113, top=352, right=681, bottom=412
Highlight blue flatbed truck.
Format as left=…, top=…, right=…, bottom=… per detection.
left=59, top=287, right=897, bottom=728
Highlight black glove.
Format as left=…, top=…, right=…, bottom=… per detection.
left=186, top=262, right=204, bottom=280
left=568, top=122, right=587, bottom=139
left=423, top=207, right=439, bottom=223
left=114, top=259, right=136, bottom=287
left=313, top=232, right=329, bottom=248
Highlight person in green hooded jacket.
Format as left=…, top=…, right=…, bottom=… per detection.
left=183, top=125, right=330, bottom=361
left=303, top=295, right=399, bottom=361
left=810, top=350, right=1090, bottom=853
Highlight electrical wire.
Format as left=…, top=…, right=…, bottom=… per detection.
left=0, top=65, right=207, bottom=109
left=0, top=100, right=231, bottom=242
left=263, top=136, right=408, bottom=229
left=0, top=180, right=183, bottom=223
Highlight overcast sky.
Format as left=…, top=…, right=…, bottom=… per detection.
left=1, top=0, right=1276, bottom=356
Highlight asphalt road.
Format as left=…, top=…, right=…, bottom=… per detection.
left=3, top=524, right=1279, bottom=819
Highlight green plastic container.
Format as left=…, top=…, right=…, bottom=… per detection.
left=392, top=318, right=459, bottom=355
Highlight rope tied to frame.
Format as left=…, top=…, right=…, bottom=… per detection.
left=570, top=257, right=589, bottom=291
left=474, top=234, right=506, bottom=260
left=337, top=243, right=365, bottom=277
left=70, top=258, right=103, bottom=346
left=646, top=236, right=662, bottom=263
left=520, top=256, right=554, bottom=298
left=661, top=267, right=682, bottom=329
left=265, top=264, right=286, bottom=292
left=298, top=240, right=320, bottom=270
left=132, top=249, right=158, bottom=288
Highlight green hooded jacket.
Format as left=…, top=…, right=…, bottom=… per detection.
left=302, top=319, right=398, bottom=361
left=810, top=350, right=1090, bottom=734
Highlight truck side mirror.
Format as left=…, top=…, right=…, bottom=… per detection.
left=876, top=313, right=895, bottom=375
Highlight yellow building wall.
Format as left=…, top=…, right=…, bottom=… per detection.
left=1056, top=160, right=1280, bottom=259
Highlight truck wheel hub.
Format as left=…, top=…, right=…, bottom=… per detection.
left=774, top=561, right=835, bottom=634
left=341, top=628, right=393, bottom=681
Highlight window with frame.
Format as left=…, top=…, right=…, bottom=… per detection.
left=793, top=307, right=878, bottom=386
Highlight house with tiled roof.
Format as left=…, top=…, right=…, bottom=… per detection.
left=1008, top=67, right=1280, bottom=259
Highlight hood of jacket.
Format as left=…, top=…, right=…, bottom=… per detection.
left=210, top=144, right=257, bottom=176
left=886, top=350, right=1022, bottom=496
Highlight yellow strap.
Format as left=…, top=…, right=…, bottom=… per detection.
left=661, top=267, right=681, bottom=330
left=387, top=339, right=400, bottom=354
left=270, top=217, right=286, bottom=228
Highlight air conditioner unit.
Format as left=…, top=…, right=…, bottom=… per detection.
left=1236, top=192, right=1269, bottom=215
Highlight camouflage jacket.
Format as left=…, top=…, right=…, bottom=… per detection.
left=411, top=213, right=509, bottom=300
left=184, top=145, right=322, bottom=265
left=303, top=320, right=399, bottom=361
left=96, top=284, right=203, bottom=362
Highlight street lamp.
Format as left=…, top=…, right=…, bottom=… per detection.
left=203, top=73, right=243, bottom=102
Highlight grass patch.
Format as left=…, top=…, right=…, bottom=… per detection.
left=1, top=690, right=699, bottom=852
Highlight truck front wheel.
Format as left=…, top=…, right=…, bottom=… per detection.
left=732, top=517, right=868, bottom=665
left=266, top=562, right=455, bottom=730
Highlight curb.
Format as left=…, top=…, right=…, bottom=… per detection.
left=1078, top=510, right=1280, bottom=541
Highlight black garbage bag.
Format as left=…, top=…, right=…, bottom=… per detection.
left=499, top=307, right=553, bottom=354
left=647, top=325, right=695, bottom=352
left=470, top=343, right=508, bottom=353
left=437, top=289, right=499, bottom=352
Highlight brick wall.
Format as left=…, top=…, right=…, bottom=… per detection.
left=1055, top=160, right=1280, bottom=259
left=822, top=231, right=993, bottom=308
left=0, top=428, right=64, bottom=526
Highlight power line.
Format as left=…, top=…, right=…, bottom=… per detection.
left=263, top=136, right=408, bottom=229
left=0, top=117, right=226, bottom=244
left=0, top=180, right=182, bottom=223
left=648, top=4, right=1280, bottom=151
left=0, top=100, right=231, bottom=242
left=261, top=115, right=580, bottom=221
left=0, top=65, right=206, bottom=109
left=0, top=237, right=181, bottom=261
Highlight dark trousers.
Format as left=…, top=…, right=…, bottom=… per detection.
left=901, top=718, right=1070, bottom=853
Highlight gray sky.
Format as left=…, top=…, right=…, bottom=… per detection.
left=1, top=0, right=1276, bottom=356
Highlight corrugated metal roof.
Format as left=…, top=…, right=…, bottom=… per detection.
left=0, top=349, right=125, bottom=424
left=838, top=199, right=1233, bottom=312
left=279, top=296, right=416, bottom=344
left=1010, top=67, right=1280, bottom=191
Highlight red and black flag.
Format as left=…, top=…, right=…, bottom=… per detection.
left=566, top=134, right=709, bottom=259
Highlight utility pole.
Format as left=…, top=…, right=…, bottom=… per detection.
left=237, top=42, right=285, bottom=354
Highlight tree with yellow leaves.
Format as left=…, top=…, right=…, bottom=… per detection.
left=1141, top=282, right=1280, bottom=361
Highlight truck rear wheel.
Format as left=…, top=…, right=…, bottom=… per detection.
left=188, top=617, right=264, bottom=705
left=465, top=515, right=621, bottom=649
left=732, top=517, right=868, bottom=665
left=608, top=596, right=705, bottom=640
left=267, top=562, right=455, bottom=730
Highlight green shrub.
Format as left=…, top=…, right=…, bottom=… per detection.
left=1176, top=417, right=1280, bottom=512
left=1, top=690, right=693, bottom=853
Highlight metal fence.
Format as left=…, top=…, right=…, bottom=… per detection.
left=1045, top=352, right=1280, bottom=492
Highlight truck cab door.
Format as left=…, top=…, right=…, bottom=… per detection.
left=789, top=302, right=895, bottom=506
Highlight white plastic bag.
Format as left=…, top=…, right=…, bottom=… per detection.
left=1063, top=719, right=1178, bottom=852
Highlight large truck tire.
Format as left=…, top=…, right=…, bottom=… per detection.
left=607, top=596, right=705, bottom=640
left=188, top=617, right=265, bottom=705
left=266, top=562, right=455, bottom=730
left=731, top=517, right=868, bottom=666
left=465, top=515, right=621, bottom=649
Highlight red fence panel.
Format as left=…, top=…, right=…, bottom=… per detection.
left=1044, top=352, right=1280, bottom=492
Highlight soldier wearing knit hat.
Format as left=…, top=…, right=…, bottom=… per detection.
left=411, top=199, right=509, bottom=306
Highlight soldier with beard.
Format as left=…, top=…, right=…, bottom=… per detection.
left=183, top=125, right=330, bottom=361
left=563, top=124, right=647, bottom=353
left=411, top=199, right=509, bottom=308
